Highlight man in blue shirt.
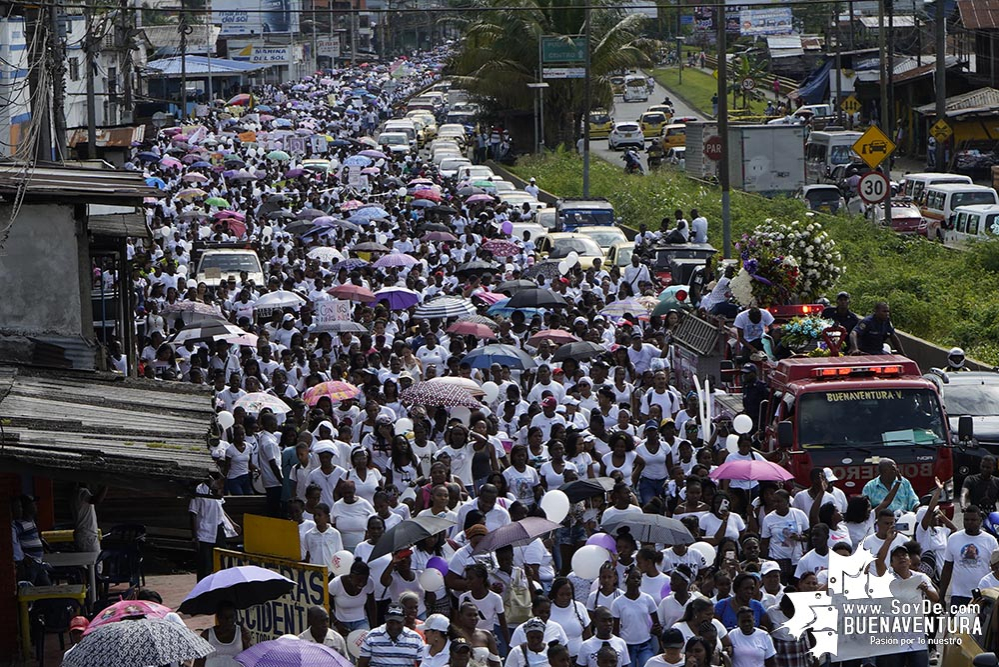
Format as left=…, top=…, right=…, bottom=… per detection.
left=862, top=458, right=920, bottom=513
left=849, top=301, right=905, bottom=356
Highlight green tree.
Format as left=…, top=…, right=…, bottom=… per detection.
left=449, top=0, right=659, bottom=146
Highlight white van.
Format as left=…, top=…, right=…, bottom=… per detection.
left=900, top=172, right=973, bottom=205
left=946, top=204, right=999, bottom=244
left=920, top=183, right=999, bottom=240
left=623, top=74, right=650, bottom=103
left=382, top=120, right=418, bottom=147
left=804, top=131, right=863, bottom=184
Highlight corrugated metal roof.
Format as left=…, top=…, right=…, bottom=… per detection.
left=915, top=86, right=999, bottom=114
left=0, top=366, right=215, bottom=491
left=772, top=49, right=805, bottom=58
left=767, top=36, right=802, bottom=49
left=89, top=212, right=151, bottom=239
left=854, top=55, right=960, bottom=82
left=958, top=0, right=999, bottom=29
left=145, top=55, right=268, bottom=76
left=66, top=126, right=146, bottom=148
left=859, top=15, right=917, bottom=28
left=0, top=163, right=162, bottom=204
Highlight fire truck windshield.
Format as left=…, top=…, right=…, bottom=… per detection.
left=798, top=388, right=946, bottom=447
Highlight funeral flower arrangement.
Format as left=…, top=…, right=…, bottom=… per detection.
left=781, top=315, right=835, bottom=349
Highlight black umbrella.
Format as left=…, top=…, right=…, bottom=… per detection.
left=472, top=518, right=561, bottom=554
left=522, top=260, right=564, bottom=281
left=268, top=210, right=296, bottom=221
left=284, top=220, right=316, bottom=235
left=457, top=186, right=485, bottom=197
left=428, top=205, right=459, bottom=215
left=559, top=477, right=617, bottom=503
left=383, top=177, right=404, bottom=187
left=600, top=514, right=694, bottom=546
left=456, top=260, right=501, bottom=276
left=419, top=222, right=451, bottom=233
left=552, top=341, right=607, bottom=361
left=354, top=241, right=390, bottom=253
left=368, top=516, right=455, bottom=561
left=494, top=279, right=538, bottom=295
left=507, top=288, right=568, bottom=309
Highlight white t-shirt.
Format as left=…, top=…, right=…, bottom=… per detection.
left=733, top=309, right=775, bottom=343
left=611, top=593, right=658, bottom=644
left=332, top=497, right=376, bottom=551
left=639, top=573, right=671, bottom=605
left=636, top=443, right=669, bottom=480
left=224, top=444, right=252, bottom=479
left=794, top=549, right=829, bottom=580
left=304, top=525, right=344, bottom=568
left=576, top=635, right=629, bottom=667
left=504, top=466, right=541, bottom=505
left=729, top=628, right=776, bottom=667
left=459, top=590, right=505, bottom=630
left=699, top=512, right=746, bottom=542
left=657, top=592, right=706, bottom=629
left=943, top=530, right=999, bottom=598
left=328, top=574, right=374, bottom=623
left=588, top=589, right=623, bottom=612
left=551, top=600, right=591, bottom=656
left=342, top=468, right=383, bottom=505
left=760, top=508, right=810, bottom=560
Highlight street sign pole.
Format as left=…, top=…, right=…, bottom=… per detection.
left=583, top=10, right=591, bottom=197
left=717, top=5, right=731, bottom=258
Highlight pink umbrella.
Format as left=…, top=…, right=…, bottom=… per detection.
left=183, top=172, right=209, bottom=183
left=226, top=219, right=247, bottom=237
left=528, top=329, right=580, bottom=346
left=472, top=291, right=505, bottom=305
left=466, top=194, right=494, bottom=203
left=413, top=189, right=442, bottom=202
left=482, top=239, right=520, bottom=257
left=161, top=127, right=184, bottom=136
left=709, top=459, right=793, bottom=482
left=421, top=231, right=458, bottom=242
left=447, top=321, right=497, bottom=339
left=328, top=284, right=375, bottom=302
left=213, top=210, right=244, bottom=220
left=84, top=599, right=172, bottom=635
left=159, top=156, right=181, bottom=168
left=341, top=199, right=364, bottom=211
left=360, top=167, right=381, bottom=175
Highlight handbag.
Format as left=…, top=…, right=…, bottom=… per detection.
left=504, top=567, right=533, bottom=625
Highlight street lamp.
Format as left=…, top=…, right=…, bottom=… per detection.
left=527, top=82, right=549, bottom=153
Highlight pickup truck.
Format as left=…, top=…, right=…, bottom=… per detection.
left=194, top=244, right=265, bottom=288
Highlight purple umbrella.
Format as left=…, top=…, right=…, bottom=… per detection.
left=359, top=149, right=386, bottom=159
left=373, top=287, right=421, bottom=310
left=177, top=565, right=294, bottom=615
left=236, top=639, right=351, bottom=667
left=372, top=253, right=419, bottom=269
left=284, top=168, right=305, bottom=178
left=472, top=517, right=562, bottom=554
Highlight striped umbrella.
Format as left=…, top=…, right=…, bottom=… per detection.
left=414, top=297, right=476, bottom=320
left=401, top=382, right=482, bottom=409
left=303, top=381, right=361, bottom=406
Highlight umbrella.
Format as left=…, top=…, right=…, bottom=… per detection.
left=161, top=301, right=220, bottom=318
left=410, top=199, right=436, bottom=209
left=528, top=329, right=580, bottom=346
left=427, top=205, right=458, bottom=215
left=523, top=260, right=563, bottom=281
left=455, top=260, right=501, bottom=276
left=323, top=321, right=368, bottom=334
left=236, top=639, right=351, bottom=667
left=600, top=514, right=694, bottom=546
left=308, top=246, right=345, bottom=263
left=457, top=186, right=485, bottom=197
left=62, top=618, right=214, bottom=667
left=413, top=190, right=442, bottom=202
left=228, top=93, right=251, bottom=105
left=472, top=291, right=506, bottom=306
left=343, top=155, right=373, bottom=168
left=285, top=168, right=305, bottom=178
left=457, top=314, right=500, bottom=329
left=447, top=321, right=497, bottom=339
left=508, top=288, right=568, bottom=309
left=328, top=284, right=375, bottom=302
left=359, top=149, right=386, bottom=158
left=333, top=258, right=369, bottom=271
left=296, top=208, right=324, bottom=220
left=482, top=239, right=520, bottom=257
left=176, top=188, right=207, bottom=201
left=179, top=210, right=209, bottom=221
left=373, top=253, right=418, bottom=269
left=552, top=341, right=607, bottom=362
left=466, top=194, right=494, bottom=203
left=205, top=197, right=230, bottom=208
left=234, top=392, right=292, bottom=415
left=267, top=150, right=292, bottom=162
left=303, top=159, right=332, bottom=171
left=367, top=515, right=456, bottom=561
left=145, top=176, right=166, bottom=189
left=191, top=160, right=212, bottom=169
left=182, top=172, right=209, bottom=183
left=463, top=344, right=536, bottom=370
left=171, top=322, right=246, bottom=344
left=408, top=178, right=434, bottom=186
left=350, top=207, right=389, bottom=222
left=253, top=290, right=306, bottom=311
left=559, top=477, right=617, bottom=503
left=472, top=518, right=562, bottom=554
left=486, top=298, right=545, bottom=319
left=422, top=231, right=458, bottom=242
left=303, top=381, right=361, bottom=406
left=361, top=167, right=381, bottom=175
left=709, top=459, right=794, bottom=482
left=401, top=382, right=483, bottom=409
left=84, top=599, right=172, bottom=635
left=285, top=220, right=316, bottom=235
left=414, top=296, right=476, bottom=320
left=178, top=565, right=295, bottom=616
left=601, top=298, right=651, bottom=318
left=427, top=376, right=486, bottom=397
left=137, top=151, right=159, bottom=163
left=373, top=287, right=421, bottom=310
left=418, top=222, right=451, bottom=233
left=353, top=242, right=390, bottom=253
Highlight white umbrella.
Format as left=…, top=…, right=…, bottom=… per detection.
left=308, top=246, right=345, bottom=263
left=253, top=290, right=306, bottom=312
left=427, top=376, right=486, bottom=396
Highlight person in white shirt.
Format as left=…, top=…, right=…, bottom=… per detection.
left=303, top=503, right=344, bottom=567
left=524, top=178, right=540, bottom=198
left=611, top=568, right=660, bottom=667
left=576, top=606, right=629, bottom=667
left=626, top=334, right=663, bottom=376
left=793, top=524, right=831, bottom=582
left=331, top=481, right=376, bottom=551
left=298, top=605, right=348, bottom=656
left=622, top=255, right=652, bottom=296
left=689, top=210, right=708, bottom=244
left=729, top=607, right=776, bottom=667
left=939, top=505, right=999, bottom=608
left=733, top=307, right=774, bottom=358
left=760, top=490, right=811, bottom=573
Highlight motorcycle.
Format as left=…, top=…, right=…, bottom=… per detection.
left=647, top=144, right=664, bottom=171
left=623, top=150, right=644, bottom=175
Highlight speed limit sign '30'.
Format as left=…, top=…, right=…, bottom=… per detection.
left=857, top=171, right=889, bottom=205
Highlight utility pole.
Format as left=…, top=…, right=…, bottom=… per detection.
left=935, top=0, right=946, bottom=169
left=878, top=0, right=887, bottom=130
left=178, top=3, right=192, bottom=120
left=834, top=8, right=843, bottom=124
left=717, top=7, right=730, bottom=258
left=583, top=7, right=591, bottom=197
left=85, top=10, right=98, bottom=151
left=118, top=0, right=135, bottom=124
left=25, top=7, right=52, bottom=161
left=50, top=0, right=67, bottom=159
left=887, top=0, right=895, bottom=144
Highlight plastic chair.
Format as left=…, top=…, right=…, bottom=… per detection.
left=31, top=597, right=81, bottom=663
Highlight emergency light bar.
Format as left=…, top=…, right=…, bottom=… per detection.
left=768, top=304, right=823, bottom=318
left=812, top=365, right=904, bottom=378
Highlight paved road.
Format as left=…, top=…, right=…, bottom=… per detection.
left=589, top=75, right=702, bottom=172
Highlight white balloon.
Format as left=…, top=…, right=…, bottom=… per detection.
left=539, top=490, right=570, bottom=524
left=732, top=413, right=754, bottom=435
left=571, top=545, right=610, bottom=579
left=690, top=541, right=716, bottom=565
left=725, top=433, right=740, bottom=454
left=481, top=381, right=500, bottom=404
left=217, top=411, right=235, bottom=430
left=419, top=567, right=445, bottom=592
left=558, top=259, right=572, bottom=276
left=451, top=406, right=471, bottom=426
left=176, top=264, right=188, bottom=276
left=395, top=417, right=414, bottom=435
left=346, top=630, right=368, bottom=658
left=330, top=550, right=354, bottom=577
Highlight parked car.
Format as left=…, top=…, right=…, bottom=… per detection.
left=608, top=122, right=646, bottom=150
left=605, top=241, right=636, bottom=267
left=867, top=202, right=924, bottom=234
left=797, top=184, right=846, bottom=214
left=665, top=147, right=686, bottom=168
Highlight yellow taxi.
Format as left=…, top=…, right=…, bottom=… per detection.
left=646, top=104, right=675, bottom=121
left=659, top=123, right=687, bottom=150
left=588, top=110, right=613, bottom=139
left=940, top=587, right=999, bottom=666
left=610, top=75, right=626, bottom=96
left=639, top=111, right=669, bottom=139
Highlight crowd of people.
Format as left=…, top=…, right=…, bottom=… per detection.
left=67, top=44, right=995, bottom=667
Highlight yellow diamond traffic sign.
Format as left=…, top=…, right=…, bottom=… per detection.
left=853, top=125, right=896, bottom=170
left=841, top=95, right=861, bottom=115
left=930, top=119, right=953, bottom=142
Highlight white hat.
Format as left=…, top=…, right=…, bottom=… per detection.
left=761, top=561, right=780, bottom=576
left=424, top=614, right=450, bottom=632
left=823, top=467, right=838, bottom=483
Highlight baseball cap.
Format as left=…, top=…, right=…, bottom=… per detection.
left=399, top=371, right=414, bottom=381
left=70, top=616, right=89, bottom=631
left=541, top=396, right=557, bottom=409
left=282, top=313, right=295, bottom=322
left=385, top=604, right=405, bottom=621
left=837, top=291, right=850, bottom=299
left=523, top=617, right=546, bottom=634
left=761, top=561, right=781, bottom=576
left=741, top=363, right=757, bottom=374
left=450, top=638, right=473, bottom=654
left=631, top=331, right=643, bottom=339
left=823, top=467, right=838, bottom=482
left=644, top=419, right=659, bottom=432
left=661, top=628, right=685, bottom=649
left=424, top=614, right=450, bottom=632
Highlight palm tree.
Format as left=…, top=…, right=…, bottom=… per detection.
left=728, top=53, right=769, bottom=110
left=449, top=0, right=659, bottom=146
